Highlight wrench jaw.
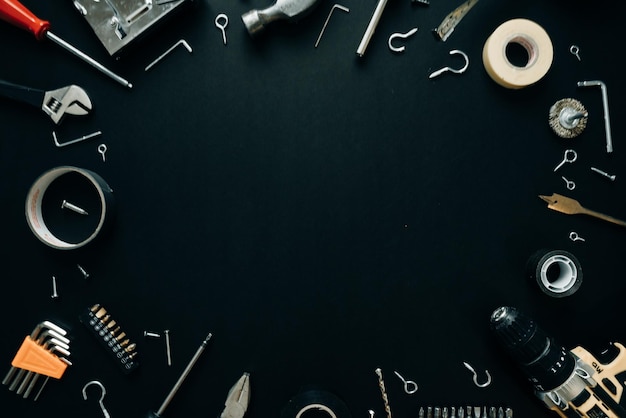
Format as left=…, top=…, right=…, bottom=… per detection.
left=2, top=321, right=72, bottom=400
left=42, top=85, right=93, bottom=124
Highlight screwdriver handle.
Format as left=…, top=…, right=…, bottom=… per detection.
left=0, top=0, right=50, bottom=39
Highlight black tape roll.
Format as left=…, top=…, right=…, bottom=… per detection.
left=281, top=389, right=351, bottom=418
left=527, top=249, right=583, bottom=298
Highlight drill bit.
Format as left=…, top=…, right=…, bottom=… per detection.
left=374, top=368, right=392, bottom=418
left=539, top=193, right=626, bottom=228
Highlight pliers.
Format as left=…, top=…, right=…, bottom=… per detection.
left=0, top=79, right=92, bottom=124
left=220, top=373, right=250, bottom=418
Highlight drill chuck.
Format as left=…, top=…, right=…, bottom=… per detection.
left=490, top=307, right=626, bottom=417
left=490, top=306, right=576, bottom=391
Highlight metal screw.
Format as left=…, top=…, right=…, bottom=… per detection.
left=165, top=330, right=172, bottom=366
left=77, top=264, right=90, bottom=279
left=61, top=199, right=89, bottom=215
left=591, top=167, right=616, bottom=181
left=144, top=331, right=161, bottom=338
left=51, top=276, right=59, bottom=299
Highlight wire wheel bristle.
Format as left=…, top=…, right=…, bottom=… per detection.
left=549, top=98, right=588, bottom=138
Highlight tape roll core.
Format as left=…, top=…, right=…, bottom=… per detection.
left=25, top=166, right=114, bottom=250
left=482, top=18, right=553, bottom=89
left=295, top=403, right=338, bottom=418
left=527, top=249, right=583, bottom=298
left=281, top=390, right=351, bottom=418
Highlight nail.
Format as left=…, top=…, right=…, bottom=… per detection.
left=51, top=276, right=59, bottom=299
left=61, top=200, right=89, bottom=215
left=165, top=329, right=172, bottom=366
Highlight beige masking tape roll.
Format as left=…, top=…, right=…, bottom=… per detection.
left=482, top=18, right=553, bottom=89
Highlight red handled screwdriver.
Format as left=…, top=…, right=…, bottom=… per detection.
left=0, top=0, right=132, bottom=88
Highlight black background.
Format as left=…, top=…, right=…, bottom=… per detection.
left=1, top=0, right=625, bottom=417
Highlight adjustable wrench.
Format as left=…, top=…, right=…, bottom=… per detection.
left=0, top=79, right=92, bottom=124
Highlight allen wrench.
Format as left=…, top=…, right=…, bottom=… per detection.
left=145, top=40, right=193, bottom=72
left=462, top=362, right=491, bottom=388
left=429, top=49, right=469, bottom=78
left=53, top=130, right=102, bottom=148
left=388, top=28, right=418, bottom=53
left=578, top=80, right=613, bottom=153
left=314, top=4, right=349, bottom=48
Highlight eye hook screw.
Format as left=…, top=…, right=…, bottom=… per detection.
left=82, top=380, right=111, bottom=418
left=462, top=362, right=491, bottom=388
left=429, top=49, right=469, bottom=78
left=393, top=370, right=418, bottom=394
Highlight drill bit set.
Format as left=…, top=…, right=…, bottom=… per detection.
left=418, top=406, right=513, bottom=418
left=79, top=304, right=140, bottom=374
left=2, top=321, right=72, bottom=400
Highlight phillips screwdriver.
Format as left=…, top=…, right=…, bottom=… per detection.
left=0, top=0, right=132, bottom=88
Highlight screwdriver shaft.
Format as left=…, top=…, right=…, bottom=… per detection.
left=45, top=31, right=132, bottom=89
left=156, top=333, right=212, bottom=416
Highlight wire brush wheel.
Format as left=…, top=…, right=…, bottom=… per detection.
left=549, top=98, right=588, bottom=138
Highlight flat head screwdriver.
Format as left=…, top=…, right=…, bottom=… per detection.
left=0, top=0, right=132, bottom=88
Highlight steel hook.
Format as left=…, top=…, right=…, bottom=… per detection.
left=82, top=380, right=111, bottom=418
left=393, top=370, right=419, bottom=394
left=462, top=362, right=491, bottom=388
left=388, top=28, right=418, bottom=53
left=429, top=49, right=469, bottom=79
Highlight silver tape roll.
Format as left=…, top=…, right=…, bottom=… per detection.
left=25, top=166, right=114, bottom=250
left=527, top=249, right=583, bottom=298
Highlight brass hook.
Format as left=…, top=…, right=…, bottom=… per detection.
left=429, top=49, right=469, bottom=78
left=462, top=362, right=491, bottom=388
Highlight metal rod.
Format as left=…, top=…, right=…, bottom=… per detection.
left=45, top=31, right=133, bottom=89
left=156, top=333, right=212, bottom=416
left=356, top=0, right=389, bottom=57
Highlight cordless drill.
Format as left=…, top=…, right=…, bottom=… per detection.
left=490, top=306, right=626, bottom=418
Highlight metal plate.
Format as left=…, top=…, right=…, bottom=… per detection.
left=73, top=0, right=191, bottom=56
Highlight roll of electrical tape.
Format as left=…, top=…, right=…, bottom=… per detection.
left=281, top=389, right=352, bottom=418
left=482, top=18, right=553, bottom=89
left=527, top=249, right=583, bottom=298
left=25, top=166, right=114, bottom=250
